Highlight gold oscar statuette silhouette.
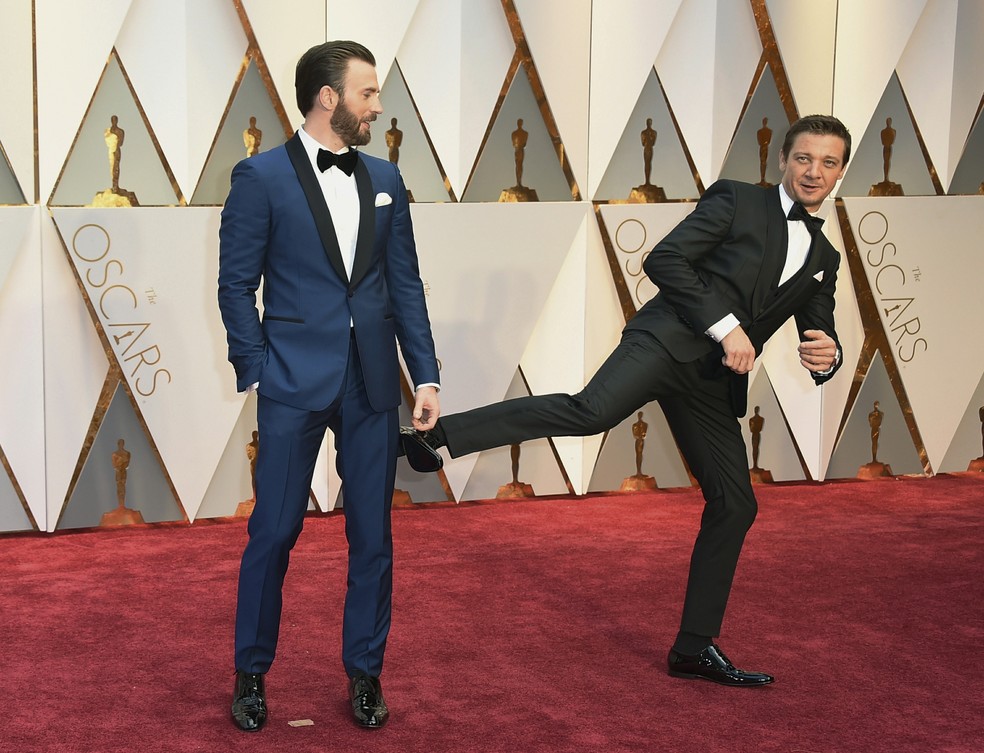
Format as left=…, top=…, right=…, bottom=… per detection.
left=235, top=431, right=260, bottom=517
left=858, top=401, right=894, bottom=478
left=628, top=117, right=667, bottom=203
left=620, top=412, right=658, bottom=491
left=244, top=116, right=263, bottom=158
left=967, top=406, right=984, bottom=472
left=977, top=182, right=984, bottom=195
left=496, top=443, right=535, bottom=498
left=385, top=117, right=415, bottom=202
left=869, top=117, right=904, bottom=196
left=748, top=406, right=774, bottom=484
left=100, top=439, right=146, bottom=526
left=92, top=115, right=140, bottom=207
left=499, top=119, right=539, bottom=202
left=755, top=117, right=773, bottom=188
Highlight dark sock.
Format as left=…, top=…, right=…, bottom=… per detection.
left=673, top=631, right=712, bottom=655
left=429, top=420, right=447, bottom=448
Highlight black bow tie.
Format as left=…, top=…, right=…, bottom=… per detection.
left=317, top=148, right=358, bottom=176
left=787, top=203, right=824, bottom=235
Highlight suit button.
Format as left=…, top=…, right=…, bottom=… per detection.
left=347, top=290, right=354, bottom=298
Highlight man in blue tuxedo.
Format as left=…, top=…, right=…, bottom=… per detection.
left=404, top=115, right=850, bottom=687
left=218, top=40, right=440, bottom=731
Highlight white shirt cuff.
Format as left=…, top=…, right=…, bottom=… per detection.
left=705, top=314, right=740, bottom=343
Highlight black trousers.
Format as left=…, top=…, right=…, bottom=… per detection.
left=441, top=330, right=757, bottom=638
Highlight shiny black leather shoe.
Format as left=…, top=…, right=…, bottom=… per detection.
left=667, top=644, right=774, bottom=687
left=398, top=427, right=443, bottom=473
left=349, top=674, right=389, bottom=729
left=231, top=670, right=267, bottom=731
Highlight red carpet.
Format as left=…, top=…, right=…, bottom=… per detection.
left=3, top=475, right=983, bottom=753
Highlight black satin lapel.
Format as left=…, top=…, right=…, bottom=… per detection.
left=349, top=156, right=376, bottom=290
left=285, top=134, right=349, bottom=283
left=750, top=186, right=787, bottom=314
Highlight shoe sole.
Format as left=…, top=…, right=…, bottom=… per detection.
left=668, top=669, right=773, bottom=686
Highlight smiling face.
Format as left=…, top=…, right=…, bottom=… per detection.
left=779, top=132, right=848, bottom=211
left=329, top=58, right=382, bottom=147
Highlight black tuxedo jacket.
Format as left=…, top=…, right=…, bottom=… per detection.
left=624, top=179, right=842, bottom=415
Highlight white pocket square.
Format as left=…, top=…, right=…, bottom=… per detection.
left=374, top=192, right=392, bottom=207
left=813, top=271, right=824, bottom=282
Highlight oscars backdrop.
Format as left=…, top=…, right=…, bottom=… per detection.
left=0, top=0, right=982, bottom=533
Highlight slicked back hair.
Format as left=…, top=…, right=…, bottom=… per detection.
left=781, top=114, right=852, bottom=166
left=295, top=40, right=376, bottom=116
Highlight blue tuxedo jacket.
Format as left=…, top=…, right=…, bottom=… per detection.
left=218, top=133, right=439, bottom=412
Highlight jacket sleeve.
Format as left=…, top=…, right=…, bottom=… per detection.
left=795, top=246, right=842, bottom=385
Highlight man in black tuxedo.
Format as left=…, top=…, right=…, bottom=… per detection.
left=219, top=41, right=440, bottom=731
left=404, top=114, right=850, bottom=686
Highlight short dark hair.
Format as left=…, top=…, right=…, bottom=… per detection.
left=781, top=115, right=852, bottom=166
left=294, top=40, right=376, bottom=115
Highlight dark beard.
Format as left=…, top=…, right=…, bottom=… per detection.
left=331, top=97, right=374, bottom=146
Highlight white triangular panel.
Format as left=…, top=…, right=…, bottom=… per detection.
left=241, top=0, right=325, bottom=125
left=766, top=0, right=837, bottom=116
left=0, top=0, right=35, bottom=202
left=0, top=208, right=44, bottom=524
left=398, top=0, right=514, bottom=196
left=657, top=0, right=762, bottom=184
left=897, top=0, right=984, bottom=190
left=408, top=202, right=585, bottom=498
left=816, top=204, right=863, bottom=480
left=42, top=212, right=107, bottom=530
left=51, top=207, right=244, bottom=520
left=116, top=0, right=247, bottom=197
left=314, top=431, right=337, bottom=512
left=514, top=0, right=591, bottom=194
left=588, top=0, right=684, bottom=197
left=326, top=0, right=421, bottom=90
left=832, top=0, right=929, bottom=161
left=36, top=0, right=133, bottom=202
left=843, top=196, right=984, bottom=471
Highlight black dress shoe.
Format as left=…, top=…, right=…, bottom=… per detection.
left=349, top=674, right=389, bottom=729
left=399, top=427, right=443, bottom=473
left=231, top=670, right=267, bottom=731
left=667, top=644, right=774, bottom=687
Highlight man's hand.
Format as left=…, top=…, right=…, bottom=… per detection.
left=412, top=386, right=440, bottom=431
left=799, top=329, right=837, bottom=372
left=721, top=326, right=756, bottom=375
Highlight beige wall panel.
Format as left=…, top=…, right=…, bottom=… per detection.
left=52, top=207, right=242, bottom=521
left=0, top=0, right=35, bottom=202
left=115, top=0, right=247, bottom=197
left=0, top=208, right=44, bottom=524
left=656, top=0, right=761, bottom=184
left=397, top=0, right=515, bottom=195
left=36, top=0, right=133, bottom=201
left=844, top=196, right=984, bottom=470
left=408, top=202, right=584, bottom=497
left=41, top=212, right=108, bottom=530
left=831, top=0, right=928, bottom=169
left=326, top=0, right=422, bottom=89
left=896, top=0, right=984, bottom=190
left=587, top=0, right=684, bottom=198
left=514, top=0, right=591, bottom=193
left=766, top=0, right=837, bottom=116
left=241, top=0, right=325, bottom=126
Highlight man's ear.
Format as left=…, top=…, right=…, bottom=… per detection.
left=318, top=85, right=336, bottom=111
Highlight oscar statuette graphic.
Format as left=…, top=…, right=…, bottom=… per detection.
left=967, top=406, right=984, bottom=472
left=620, top=412, right=658, bottom=491
left=243, top=116, right=263, bottom=158
left=100, top=439, right=146, bottom=526
left=755, top=118, right=773, bottom=188
left=92, top=115, right=140, bottom=207
left=499, top=119, right=539, bottom=202
left=628, top=117, right=667, bottom=203
left=869, top=117, right=904, bottom=196
left=235, top=431, right=259, bottom=517
left=496, top=443, right=535, bottom=498
left=748, top=406, right=774, bottom=483
left=385, top=117, right=414, bottom=201
left=858, top=401, right=894, bottom=478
